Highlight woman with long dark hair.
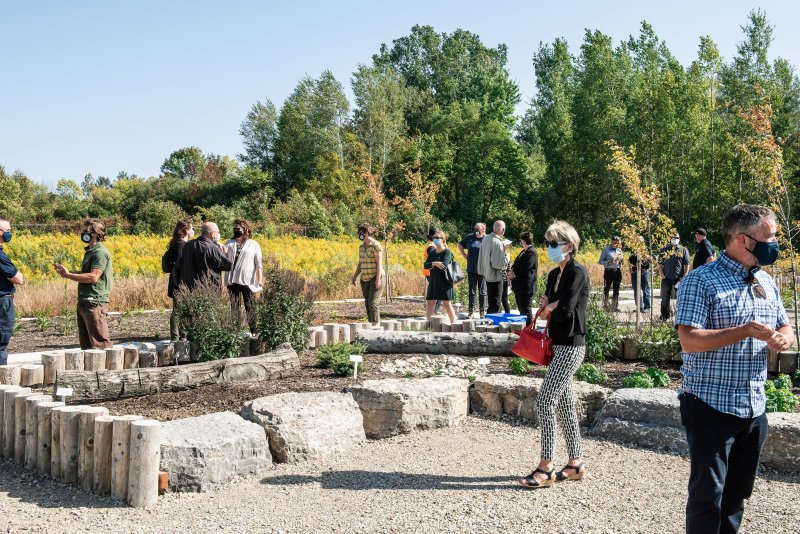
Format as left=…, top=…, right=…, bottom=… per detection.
left=224, top=219, right=263, bottom=333
left=162, top=218, right=193, bottom=340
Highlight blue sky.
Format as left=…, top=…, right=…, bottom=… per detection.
left=1, top=1, right=798, bottom=188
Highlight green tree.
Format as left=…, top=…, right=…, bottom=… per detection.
left=238, top=99, right=279, bottom=173
left=161, top=146, right=206, bottom=181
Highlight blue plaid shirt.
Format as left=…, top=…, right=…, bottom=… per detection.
left=675, top=252, right=789, bottom=418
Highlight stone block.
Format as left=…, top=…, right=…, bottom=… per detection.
left=469, top=374, right=611, bottom=427
left=160, top=411, right=272, bottom=493
left=762, top=412, right=800, bottom=471
left=240, top=391, right=365, bottom=463
left=350, top=377, right=469, bottom=439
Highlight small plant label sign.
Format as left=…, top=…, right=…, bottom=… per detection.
left=350, top=354, right=363, bottom=379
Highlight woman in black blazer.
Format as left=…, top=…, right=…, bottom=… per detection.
left=519, top=220, right=590, bottom=489
left=508, top=232, right=538, bottom=325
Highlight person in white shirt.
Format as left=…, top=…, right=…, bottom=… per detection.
left=224, top=219, right=263, bottom=332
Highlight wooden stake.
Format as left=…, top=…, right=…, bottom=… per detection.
left=24, top=395, right=52, bottom=469
left=111, top=415, right=142, bottom=501
left=127, top=419, right=161, bottom=508
left=41, top=352, right=65, bottom=386
left=59, top=405, right=88, bottom=484
left=77, top=406, right=110, bottom=491
left=105, top=348, right=124, bottom=371
left=36, top=401, right=64, bottom=476
left=83, top=349, right=106, bottom=372
left=50, top=405, right=71, bottom=480
left=123, top=347, right=139, bottom=369
left=0, top=385, right=23, bottom=456
left=0, top=365, right=21, bottom=385
left=64, top=350, right=84, bottom=371
left=92, top=415, right=115, bottom=495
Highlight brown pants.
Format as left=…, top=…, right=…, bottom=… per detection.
left=77, top=301, right=113, bottom=350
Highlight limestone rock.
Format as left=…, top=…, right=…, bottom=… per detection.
left=350, top=377, right=470, bottom=439
left=160, top=411, right=271, bottom=493
left=762, top=412, right=800, bottom=471
left=240, top=391, right=366, bottom=463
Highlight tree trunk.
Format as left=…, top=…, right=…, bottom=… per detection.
left=127, top=419, right=161, bottom=508
left=78, top=407, right=110, bottom=492
left=24, top=395, right=52, bottom=470
left=354, top=330, right=516, bottom=356
left=93, top=415, right=115, bottom=495
left=55, top=344, right=299, bottom=403
left=111, top=415, right=143, bottom=501
left=36, top=401, right=64, bottom=476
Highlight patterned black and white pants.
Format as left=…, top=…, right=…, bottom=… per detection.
left=536, top=344, right=586, bottom=461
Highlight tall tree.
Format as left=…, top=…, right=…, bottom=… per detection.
left=238, top=99, right=279, bottom=173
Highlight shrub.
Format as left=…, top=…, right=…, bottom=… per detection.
left=254, top=261, right=316, bottom=352
left=774, top=373, right=793, bottom=391
left=765, top=379, right=799, bottom=412
left=794, top=370, right=800, bottom=388
left=622, top=371, right=654, bottom=389
left=586, top=301, right=621, bottom=364
left=575, top=363, right=608, bottom=385
left=646, top=367, right=671, bottom=388
left=133, top=200, right=187, bottom=235
left=174, top=276, right=246, bottom=362
left=636, top=321, right=681, bottom=365
left=509, top=357, right=534, bottom=375
left=317, top=342, right=367, bottom=377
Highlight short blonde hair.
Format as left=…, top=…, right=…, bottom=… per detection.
left=545, top=220, right=580, bottom=257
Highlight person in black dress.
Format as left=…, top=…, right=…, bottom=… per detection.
left=162, top=219, right=193, bottom=340
left=508, top=232, right=538, bottom=325
left=423, top=229, right=457, bottom=324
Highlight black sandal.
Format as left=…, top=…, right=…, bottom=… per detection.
left=518, top=467, right=555, bottom=488
left=556, top=462, right=586, bottom=482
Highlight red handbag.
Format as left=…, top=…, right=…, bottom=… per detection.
left=511, top=309, right=553, bottom=366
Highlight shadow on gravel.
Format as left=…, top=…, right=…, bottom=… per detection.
left=261, top=470, right=518, bottom=491
left=0, top=459, right=127, bottom=510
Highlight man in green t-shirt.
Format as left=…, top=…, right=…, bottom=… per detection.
left=54, top=219, right=114, bottom=349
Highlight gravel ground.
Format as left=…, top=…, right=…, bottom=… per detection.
left=2, top=416, right=798, bottom=533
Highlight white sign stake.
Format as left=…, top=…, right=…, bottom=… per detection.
left=55, top=386, right=74, bottom=404
left=350, top=354, right=363, bottom=379
left=477, top=357, right=490, bottom=376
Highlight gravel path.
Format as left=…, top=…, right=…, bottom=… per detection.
left=2, top=416, right=798, bottom=533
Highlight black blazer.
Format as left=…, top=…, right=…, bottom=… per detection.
left=544, top=257, right=590, bottom=346
left=163, top=240, right=185, bottom=299
left=511, top=247, right=538, bottom=295
left=175, top=236, right=232, bottom=290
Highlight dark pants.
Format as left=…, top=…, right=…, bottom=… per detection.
left=228, top=283, right=257, bottom=332
left=514, top=291, right=534, bottom=325
left=631, top=270, right=651, bottom=310
left=603, top=269, right=622, bottom=299
left=77, top=300, right=113, bottom=350
left=0, top=297, right=14, bottom=366
left=169, top=297, right=185, bottom=341
left=660, top=278, right=679, bottom=319
left=467, top=272, right=486, bottom=313
left=501, top=279, right=510, bottom=314
left=360, top=275, right=384, bottom=324
left=680, top=393, right=768, bottom=534
left=486, top=281, right=502, bottom=314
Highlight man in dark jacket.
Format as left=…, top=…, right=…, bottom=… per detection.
left=692, top=228, right=715, bottom=269
left=175, top=222, right=232, bottom=290
left=509, top=232, right=538, bottom=325
left=658, top=232, right=690, bottom=320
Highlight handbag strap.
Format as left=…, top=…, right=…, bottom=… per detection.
left=530, top=308, right=551, bottom=335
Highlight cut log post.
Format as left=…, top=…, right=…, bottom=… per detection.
left=78, top=406, right=110, bottom=492
left=462, top=320, right=476, bottom=333
left=340, top=325, right=352, bottom=343
left=0, top=385, right=23, bottom=456
left=60, top=405, right=90, bottom=484
left=127, top=419, right=161, bottom=508
left=111, top=415, right=143, bottom=501
left=138, top=351, right=156, bottom=368
left=314, top=330, right=328, bottom=347
left=14, top=391, right=38, bottom=465
left=55, top=345, right=300, bottom=403
left=36, top=401, right=64, bottom=476
left=93, top=415, right=115, bottom=495
left=123, top=347, right=139, bottom=369
left=441, top=322, right=452, bottom=333
left=354, top=330, right=516, bottom=356
left=64, top=350, right=84, bottom=371
left=41, top=352, right=65, bottom=386
left=20, top=365, right=45, bottom=387
left=84, top=349, right=106, bottom=371
left=0, top=365, right=21, bottom=385
left=308, top=327, right=319, bottom=348
left=323, top=323, right=340, bottom=344
left=25, top=394, right=52, bottom=469
left=50, top=405, right=70, bottom=480
left=105, top=348, right=124, bottom=371
left=451, top=322, right=463, bottom=333
left=430, top=316, right=444, bottom=332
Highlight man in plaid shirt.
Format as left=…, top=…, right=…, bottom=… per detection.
left=676, top=204, right=794, bottom=534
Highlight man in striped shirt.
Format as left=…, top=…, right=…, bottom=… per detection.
left=676, top=204, right=794, bottom=534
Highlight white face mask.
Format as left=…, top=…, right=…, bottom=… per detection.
left=671, top=238, right=679, bottom=246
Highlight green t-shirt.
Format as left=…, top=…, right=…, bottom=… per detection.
left=77, top=243, right=113, bottom=303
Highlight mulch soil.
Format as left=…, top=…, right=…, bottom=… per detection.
left=9, top=299, right=793, bottom=421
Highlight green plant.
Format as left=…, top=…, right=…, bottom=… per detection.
left=793, top=370, right=800, bottom=388
left=467, top=375, right=477, bottom=382
left=317, top=342, right=367, bottom=377
left=403, top=372, right=415, bottom=379
left=636, top=321, right=681, bottom=365
left=175, top=276, right=246, bottom=362
left=765, top=379, right=799, bottom=412
left=254, top=262, right=316, bottom=352
left=12, top=321, right=22, bottom=335
left=509, top=357, right=534, bottom=376
left=430, top=369, right=444, bottom=377
left=575, top=363, right=608, bottom=385
left=622, top=371, right=654, bottom=389
left=646, top=367, right=671, bottom=388
left=35, top=313, right=52, bottom=332
left=774, top=373, right=793, bottom=391
left=586, top=301, right=621, bottom=364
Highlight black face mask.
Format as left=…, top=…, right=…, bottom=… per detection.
left=233, top=228, right=244, bottom=238
left=81, top=232, right=93, bottom=243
